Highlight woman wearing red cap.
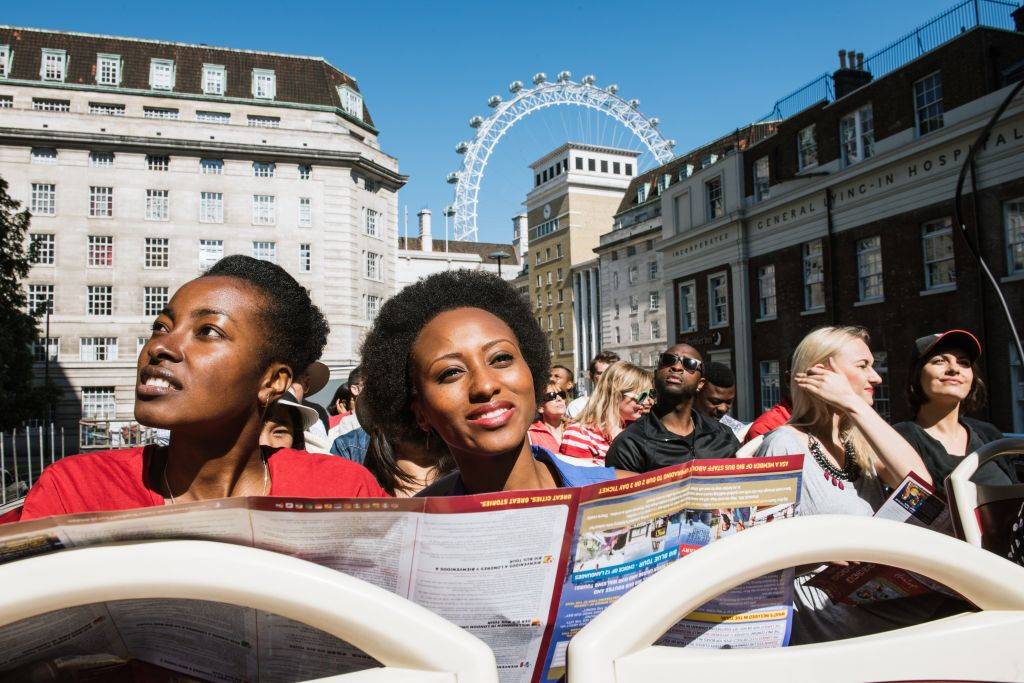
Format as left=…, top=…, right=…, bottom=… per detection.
left=893, top=330, right=1016, bottom=486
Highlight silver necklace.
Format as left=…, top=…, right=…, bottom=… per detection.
left=162, top=454, right=270, bottom=504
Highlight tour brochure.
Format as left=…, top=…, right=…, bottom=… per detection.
left=0, top=456, right=803, bottom=683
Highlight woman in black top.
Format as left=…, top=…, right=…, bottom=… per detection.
left=892, top=330, right=1014, bottom=486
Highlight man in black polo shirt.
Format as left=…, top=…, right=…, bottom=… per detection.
left=606, top=344, right=740, bottom=473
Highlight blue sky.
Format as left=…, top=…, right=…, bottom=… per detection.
left=9, top=1, right=960, bottom=243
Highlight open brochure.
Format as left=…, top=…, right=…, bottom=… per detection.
left=0, top=456, right=802, bottom=683
left=806, top=472, right=958, bottom=606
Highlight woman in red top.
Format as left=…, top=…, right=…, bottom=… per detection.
left=528, top=384, right=568, bottom=454
left=22, top=256, right=385, bottom=520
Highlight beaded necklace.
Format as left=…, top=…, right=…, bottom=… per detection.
left=807, top=434, right=860, bottom=490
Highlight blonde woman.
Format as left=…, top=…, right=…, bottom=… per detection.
left=560, top=361, right=653, bottom=466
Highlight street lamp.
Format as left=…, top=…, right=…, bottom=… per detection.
left=489, top=251, right=508, bottom=277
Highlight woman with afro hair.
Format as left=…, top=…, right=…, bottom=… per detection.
left=22, top=255, right=385, bottom=520
left=360, top=270, right=618, bottom=496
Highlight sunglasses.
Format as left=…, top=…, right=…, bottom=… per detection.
left=542, top=390, right=568, bottom=402
left=658, top=353, right=703, bottom=373
left=623, top=388, right=657, bottom=404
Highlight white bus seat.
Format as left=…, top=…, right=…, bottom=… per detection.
left=0, top=540, right=498, bottom=683
left=734, top=434, right=764, bottom=458
left=946, top=437, right=1024, bottom=552
left=568, top=515, right=1024, bottom=683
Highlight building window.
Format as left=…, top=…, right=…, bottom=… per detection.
left=0, top=95, right=10, bottom=108
left=840, top=105, right=874, bottom=166
left=90, top=187, right=113, bottom=217
left=252, top=241, right=277, bottom=263
left=252, top=69, right=276, bottom=99
left=81, top=387, right=116, bottom=420
left=557, top=267, right=564, bottom=282
left=547, top=315, right=553, bottom=331
left=41, top=49, right=66, bottom=81
left=611, top=271, right=619, bottom=290
left=637, top=184, right=648, bottom=204
left=366, top=252, right=382, bottom=280
left=145, top=189, right=170, bottom=221
left=253, top=161, right=275, bottom=178
left=299, top=243, right=311, bottom=273
left=556, top=243, right=563, bottom=258
left=147, top=155, right=170, bottom=171
left=857, top=236, right=884, bottom=301
left=145, top=237, right=169, bottom=268
left=89, top=102, right=125, bottom=116
left=559, top=337, right=566, bottom=352
left=31, top=183, right=56, bottom=215
left=630, top=322, right=640, bottom=342
left=706, top=177, right=723, bottom=220
left=149, top=59, right=175, bottom=90
left=199, top=239, right=224, bottom=271
left=546, top=272, right=553, bottom=285
left=753, top=156, right=770, bottom=202
left=252, top=195, right=276, bottom=225
left=614, top=328, right=621, bottom=344
left=196, top=110, right=230, bottom=124
left=657, top=173, right=669, bottom=193
left=360, top=294, right=381, bottom=322
left=922, top=217, right=956, bottom=289
left=651, top=320, right=661, bottom=339
left=30, top=233, right=55, bottom=265
left=298, top=164, right=312, bottom=180
left=87, top=235, right=114, bottom=268
left=914, top=72, right=944, bottom=136
left=629, top=295, right=639, bottom=315
left=203, top=64, right=226, bottom=95
left=96, top=54, right=121, bottom=85
left=28, top=284, right=54, bottom=315
left=557, top=288, right=564, bottom=304
left=546, top=292, right=552, bottom=307
left=337, top=85, right=363, bottom=120
left=756, top=264, right=776, bottom=319
left=200, top=192, right=224, bottom=223
left=143, top=107, right=179, bottom=120
left=87, top=286, right=113, bottom=316
left=678, top=281, right=696, bottom=332
left=797, top=125, right=817, bottom=170
left=614, top=162, right=622, bottom=175
left=759, top=360, right=781, bottom=411
left=137, top=336, right=148, bottom=357
left=872, top=352, right=891, bottom=421
left=247, top=115, right=280, bottom=128
left=536, top=275, right=542, bottom=288
left=649, top=291, right=660, bottom=311
left=626, top=245, right=637, bottom=257
left=628, top=265, right=638, bottom=284
left=366, top=207, right=381, bottom=236
left=200, top=158, right=224, bottom=175
left=299, top=198, right=312, bottom=227
left=33, top=337, right=59, bottom=363
left=32, top=147, right=57, bottom=164
left=89, top=151, right=114, bottom=167
left=708, top=272, right=728, bottom=327
left=802, top=239, right=825, bottom=310
left=0, top=44, right=10, bottom=78
left=1006, top=198, right=1024, bottom=275
left=558, top=312, right=565, bottom=329
left=32, top=98, right=70, bottom=112
left=575, top=157, right=583, bottom=170
left=533, top=218, right=559, bottom=239
left=143, top=287, right=168, bottom=317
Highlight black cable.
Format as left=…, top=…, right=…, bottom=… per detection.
left=952, top=77, right=1024, bottom=378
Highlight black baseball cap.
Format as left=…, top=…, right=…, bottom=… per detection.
left=912, top=329, right=982, bottom=363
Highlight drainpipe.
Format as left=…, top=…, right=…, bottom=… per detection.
left=824, top=187, right=837, bottom=325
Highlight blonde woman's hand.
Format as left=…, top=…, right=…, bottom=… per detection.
left=792, top=358, right=863, bottom=415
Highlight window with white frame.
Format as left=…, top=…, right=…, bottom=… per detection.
left=299, top=243, right=311, bottom=272
left=797, top=125, right=817, bottom=170
left=614, top=328, right=621, bottom=344
left=31, top=183, right=56, bottom=215
left=96, top=54, right=121, bottom=85
left=546, top=315, right=553, bottom=331
left=753, top=156, right=770, bottom=202
left=365, top=208, right=379, bottom=236
left=298, top=164, right=311, bottom=180
left=89, top=102, right=125, bottom=116
left=81, top=387, right=116, bottom=420
left=147, top=155, right=170, bottom=171
left=200, top=158, right=223, bottom=175
left=678, top=281, right=696, bottom=332
left=33, top=337, right=59, bottom=363
left=200, top=192, right=224, bottom=223
left=803, top=239, right=825, bottom=310
left=546, top=272, right=552, bottom=285
left=558, top=288, right=564, bottom=303
left=366, top=295, right=381, bottom=321
left=0, top=95, right=10, bottom=108
left=296, top=197, right=312, bottom=227
left=857, top=236, right=884, bottom=301
left=252, top=69, right=276, bottom=99
left=89, top=151, right=114, bottom=167
left=90, top=187, right=113, bottom=217
left=32, top=98, right=70, bottom=112
left=149, top=59, right=175, bottom=90
left=557, top=268, right=563, bottom=282
left=630, top=322, right=640, bottom=342
left=613, top=301, right=620, bottom=318
left=649, top=291, right=660, bottom=311
left=27, top=284, right=54, bottom=315
left=247, top=115, right=280, bottom=128
left=196, top=110, right=229, bottom=124
left=1007, top=199, right=1024, bottom=275
left=708, top=272, right=728, bottom=326
left=546, top=293, right=552, bottom=307
left=556, top=244, right=563, bottom=258
left=0, top=44, right=10, bottom=78
left=143, top=287, right=168, bottom=317
left=203, top=64, right=226, bottom=95
left=31, top=147, right=57, bottom=164
left=558, top=312, right=565, bottom=329
left=872, top=352, right=891, bottom=421
left=758, top=264, right=776, bottom=318
left=914, top=72, right=944, bottom=136
left=366, top=252, right=382, bottom=280
left=252, top=162, right=275, bottom=178
left=840, top=105, right=874, bottom=166
left=145, top=189, right=169, bottom=221
left=252, top=241, right=276, bottom=263
left=252, top=195, right=276, bottom=225
left=199, top=239, right=223, bottom=271
left=651, top=320, right=661, bottom=339
left=145, top=237, right=169, bottom=268
left=337, top=85, right=363, bottom=120
left=611, top=271, right=619, bottom=289
left=629, top=295, right=639, bottom=315
left=559, top=338, right=566, bottom=353
left=30, top=233, right=55, bottom=265
left=87, top=286, right=113, bottom=316
left=41, top=49, right=66, bottom=81
left=922, top=217, right=956, bottom=289
left=648, top=260, right=658, bottom=280
left=628, top=265, right=638, bottom=284
left=706, top=177, right=723, bottom=220
left=87, top=235, right=113, bottom=268
left=657, top=173, right=670, bottom=194
left=137, top=336, right=148, bottom=358
left=636, top=184, right=648, bottom=204
left=759, top=360, right=781, bottom=410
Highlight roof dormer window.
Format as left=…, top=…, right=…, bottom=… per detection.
left=337, top=85, right=363, bottom=121
left=41, top=49, right=66, bottom=82
left=203, top=64, right=226, bottom=95
left=96, top=54, right=121, bottom=86
left=149, top=58, right=175, bottom=90
left=0, top=45, right=11, bottom=78
left=252, top=69, right=275, bottom=99
left=637, top=183, right=648, bottom=204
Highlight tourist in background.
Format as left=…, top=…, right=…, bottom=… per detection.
left=565, top=351, right=620, bottom=419
left=529, top=383, right=568, bottom=453
left=560, top=361, right=652, bottom=466
left=695, top=361, right=748, bottom=439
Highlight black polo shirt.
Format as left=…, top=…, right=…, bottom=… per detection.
left=892, top=417, right=1016, bottom=486
left=605, top=409, right=740, bottom=473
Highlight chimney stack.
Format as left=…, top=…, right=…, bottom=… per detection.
left=838, top=49, right=847, bottom=70
left=833, top=47, right=873, bottom=99
left=418, top=208, right=433, bottom=253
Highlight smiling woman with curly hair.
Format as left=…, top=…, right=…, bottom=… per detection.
left=360, top=270, right=617, bottom=496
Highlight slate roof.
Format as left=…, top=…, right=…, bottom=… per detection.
left=399, top=236, right=519, bottom=266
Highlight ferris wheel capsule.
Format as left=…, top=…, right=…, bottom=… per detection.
left=557, top=70, right=571, bottom=83
left=667, top=139, right=677, bottom=148
left=605, top=84, right=619, bottom=94
left=487, top=95, right=502, bottom=108
left=455, top=141, right=470, bottom=154
left=469, top=115, right=484, bottom=128
left=446, top=172, right=460, bottom=184
left=532, top=72, right=547, bottom=85
left=581, top=74, right=596, bottom=85
left=649, top=117, right=659, bottom=127
left=444, top=205, right=456, bottom=217
left=508, top=80, right=523, bottom=93
left=629, top=98, right=640, bottom=109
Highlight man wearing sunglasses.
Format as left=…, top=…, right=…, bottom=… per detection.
left=606, top=344, right=740, bottom=473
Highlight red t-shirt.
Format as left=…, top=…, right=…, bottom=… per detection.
left=328, top=412, right=350, bottom=429
left=743, top=400, right=793, bottom=444
left=528, top=420, right=561, bottom=454
left=21, top=446, right=388, bottom=521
